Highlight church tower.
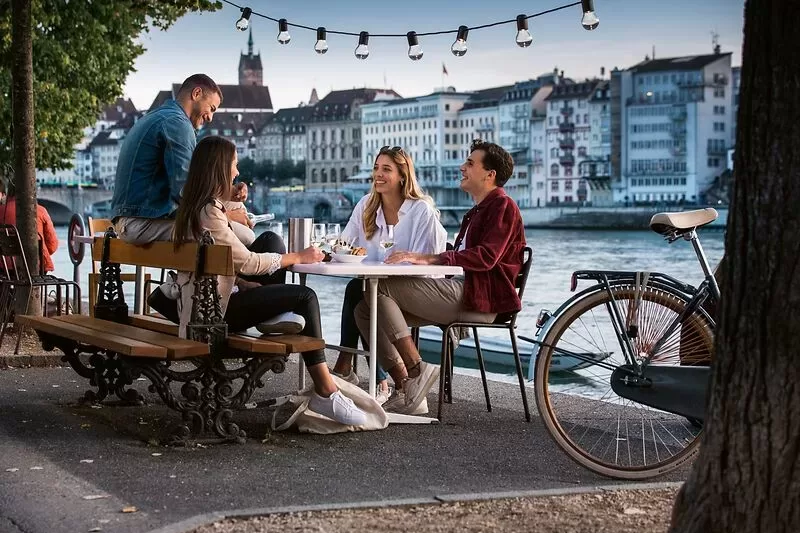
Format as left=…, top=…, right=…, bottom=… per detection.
left=238, top=28, right=263, bottom=86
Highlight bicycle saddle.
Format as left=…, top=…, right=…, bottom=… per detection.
left=649, top=208, right=718, bottom=236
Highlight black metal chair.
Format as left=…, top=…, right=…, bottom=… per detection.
left=0, top=224, right=81, bottom=353
left=436, top=246, right=534, bottom=422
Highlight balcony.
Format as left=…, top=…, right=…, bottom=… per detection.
left=670, top=125, right=687, bottom=137
left=512, top=108, right=529, bottom=119
left=559, top=136, right=575, bottom=150
left=669, top=108, right=687, bottom=121
left=475, top=123, right=493, bottom=132
left=560, top=154, right=575, bottom=166
left=531, top=157, right=544, bottom=165
left=672, top=146, right=687, bottom=157
left=560, top=106, right=574, bottom=116
left=559, top=122, right=575, bottom=133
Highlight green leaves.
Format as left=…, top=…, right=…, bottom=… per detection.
left=1, top=0, right=221, bottom=173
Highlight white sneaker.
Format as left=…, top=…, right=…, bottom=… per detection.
left=256, top=312, right=305, bottom=335
left=403, top=361, right=439, bottom=414
left=375, top=385, right=394, bottom=406
left=382, top=390, right=429, bottom=415
left=332, top=370, right=359, bottom=386
left=308, top=390, right=367, bottom=426
left=158, top=271, right=180, bottom=300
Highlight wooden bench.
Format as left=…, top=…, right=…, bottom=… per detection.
left=18, top=229, right=325, bottom=444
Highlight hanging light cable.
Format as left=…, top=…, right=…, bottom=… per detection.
left=580, top=0, right=600, bottom=30
left=451, top=25, right=469, bottom=57
left=277, top=18, right=291, bottom=43
left=407, top=31, right=423, bottom=61
left=235, top=7, right=251, bottom=31
left=314, top=27, right=328, bottom=54
left=515, top=15, right=533, bottom=47
left=354, top=31, right=370, bottom=59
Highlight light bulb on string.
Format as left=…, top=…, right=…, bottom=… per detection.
left=407, top=31, right=423, bottom=61
left=580, top=0, right=600, bottom=30
left=235, top=7, right=251, bottom=31
left=354, top=31, right=370, bottom=60
left=277, top=18, right=291, bottom=44
left=515, top=15, right=533, bottom=47
left=451, top=25, right=469, bottom=57
left=314, top=27, right=328, bottom=54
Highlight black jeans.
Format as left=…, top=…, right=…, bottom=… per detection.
left=340, top=278, right=388, bottom=381
left=240, top=231, right=286, bottom=285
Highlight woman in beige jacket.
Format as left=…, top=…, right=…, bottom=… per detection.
left=171, top=136, right=366, bottom=427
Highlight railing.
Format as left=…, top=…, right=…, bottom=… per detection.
left=707, top=146, right=727, bottom=155
left=560, top=106, right=574, bottom=116
left=559, top=137, right=575, bottom=150
left=559, top=122, right=575, bottom=133
left=560, top=154, right=575, bottom=166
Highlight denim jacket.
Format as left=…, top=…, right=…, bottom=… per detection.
left=111, top=100, right=196, bottom=219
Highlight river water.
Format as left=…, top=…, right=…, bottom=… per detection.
left=52, top=226, right=725, bottom=377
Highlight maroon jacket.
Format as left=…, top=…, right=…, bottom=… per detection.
left=439, top=188, right=526, bottom=314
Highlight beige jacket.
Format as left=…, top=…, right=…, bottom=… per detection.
left=177, top=199, right=281, bottom=338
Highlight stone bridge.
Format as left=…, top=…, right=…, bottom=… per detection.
left=36, top=187, right=113, bottom=224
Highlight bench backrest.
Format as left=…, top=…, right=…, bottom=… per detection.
left=91, top=237, right=234, bottom=276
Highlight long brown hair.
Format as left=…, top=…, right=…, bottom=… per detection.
left=363, top=146, right=436, bottom=240
left=173, top=136, right=235, bottom=245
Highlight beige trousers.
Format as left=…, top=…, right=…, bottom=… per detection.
left=114, top=217, right=174, bottom=244
left=354, top=277, right=496, bottom=371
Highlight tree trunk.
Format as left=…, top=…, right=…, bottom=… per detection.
left=11, top=0, right=39, bottom=313
left=670, top=1, right=800, bottom=531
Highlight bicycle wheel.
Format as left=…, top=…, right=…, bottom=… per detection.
left=535, top=285, right=714, bottom=479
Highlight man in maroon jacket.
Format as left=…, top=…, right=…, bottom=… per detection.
left=354, top=139, right=526, bottom=415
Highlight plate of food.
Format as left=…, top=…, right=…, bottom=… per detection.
left=331, top=246, right=367, bottom=263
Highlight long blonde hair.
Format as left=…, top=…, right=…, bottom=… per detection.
left=363, top=146, right=437, bottom=240
left=173, top=136, right=235, bottom=246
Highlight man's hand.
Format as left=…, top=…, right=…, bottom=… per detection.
left=226, top=207, right=252, bottom=228
left=231, top=182, right=248, bottom=202
left=297, top=246, right=325, bottom=264
left=385, top=251, right=439, bottom=265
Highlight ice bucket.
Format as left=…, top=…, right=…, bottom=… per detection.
left=288, top=218, right=313, bottom=253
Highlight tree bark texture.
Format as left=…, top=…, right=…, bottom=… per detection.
left=670, top=1, right=800, bottom=532
left=11, top=0, right=39, bottom=282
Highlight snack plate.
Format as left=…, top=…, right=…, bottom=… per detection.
left=331, top=253, right=367, bottom=263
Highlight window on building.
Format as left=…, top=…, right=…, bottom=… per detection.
left=550, top=164, right=559, bottom=177
left=551, top=180, right=559, bottom=191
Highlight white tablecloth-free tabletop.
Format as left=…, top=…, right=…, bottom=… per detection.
left=291, top=261, right=463, bottom=424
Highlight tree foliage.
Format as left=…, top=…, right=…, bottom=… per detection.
left=0, top=0, right=221, bottom=174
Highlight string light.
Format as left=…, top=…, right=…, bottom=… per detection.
left=515, top=14, right=533, bottom=47
left=235, top=7, right=251, bottom=31
left=451, top=26, right=468, bottom=57
left=407, top=31, right=423, bottom=61
left=314, top=27, right=328, bottom=54
left=354, top=31, right=369, bottom=60
left=221, top=0, right=595, bottom=58
left=580, top=0, right=600, bottom=30
left=277, top=18, right=291, bottom=44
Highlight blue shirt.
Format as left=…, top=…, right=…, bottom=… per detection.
left=111, top=100, right=196, bottom=219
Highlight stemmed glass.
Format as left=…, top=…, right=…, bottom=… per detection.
left=326, top=223, right=341, bottom=248
left=311, top=223, right=327, bottom=248
left=379, top=225, right=395, bottom=257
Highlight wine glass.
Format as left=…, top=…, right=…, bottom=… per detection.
left=311, top=223, right=327, bottom=248
left=379, top=225, right=395, bottom=255
left=326, top=223, right=341, bottom=247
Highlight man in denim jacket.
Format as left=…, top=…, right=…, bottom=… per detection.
left=111, top=74, right=223, bottom=243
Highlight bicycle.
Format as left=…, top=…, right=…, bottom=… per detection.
left=523, top=208, right=721, bottom=480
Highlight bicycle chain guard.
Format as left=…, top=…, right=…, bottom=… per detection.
left=610, top=364, right=710, bottom=421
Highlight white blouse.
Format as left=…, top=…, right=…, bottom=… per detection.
left=340, top=195, right=447, bottom=260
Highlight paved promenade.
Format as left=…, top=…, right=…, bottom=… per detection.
left=0, top=352, right=689, bottom=533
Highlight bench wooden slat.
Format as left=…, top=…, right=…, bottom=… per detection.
left=240, top=333, right=326, bottom=353
left=128, top=314, right=322, bottom=355
left=55, top=315, right=209, bottom=360
left=91, top=237, right=234, bottom=277
left=129, top=314, right=287, bottom=355
left=16, top=315, right=167, bottom=358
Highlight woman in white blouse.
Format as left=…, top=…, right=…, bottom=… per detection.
left=170, top=136, right=366, bottom=427
left=333, top=146, right=447, bottom=407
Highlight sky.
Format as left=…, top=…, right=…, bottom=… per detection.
left=123, top=0, right=746, bottom=111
